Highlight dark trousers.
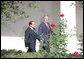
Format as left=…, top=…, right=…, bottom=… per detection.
left=27, top=43, right=36, bottom=52
left=43, top=34, right=50, bottom=52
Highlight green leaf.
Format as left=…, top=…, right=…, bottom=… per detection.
left=1, top=21, right=7, bottom=27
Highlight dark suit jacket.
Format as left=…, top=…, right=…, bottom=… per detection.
left=25, top=27, right=41, bottom=47
left=38, top=22, right=51, bottom=44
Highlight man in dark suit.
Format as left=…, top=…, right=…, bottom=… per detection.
left=25, top=21, right=42, bottom=52
left=38, top=15, right=51, bottom=52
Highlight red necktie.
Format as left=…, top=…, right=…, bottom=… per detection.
left=46, top=23, right=49, bottom=31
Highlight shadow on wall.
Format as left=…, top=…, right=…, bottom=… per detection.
left=1, top=1, right=60, bottom=52
left=1, top=19, right=30, bottom=37
left=1, top=1, right=60, bottom=37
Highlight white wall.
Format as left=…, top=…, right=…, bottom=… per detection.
left=1, top=36, right=40, bottom=52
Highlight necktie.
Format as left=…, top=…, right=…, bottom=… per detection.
left=46, top=23, right=49, bottom=31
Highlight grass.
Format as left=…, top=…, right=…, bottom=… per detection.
left=1, top=49, right=83, bottom=58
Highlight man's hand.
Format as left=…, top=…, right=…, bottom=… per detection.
left=40, top=40, right=43, bottom=44
left=25, top=47, right=29, bottom=50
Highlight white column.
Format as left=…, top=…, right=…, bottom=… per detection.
left=60, top=1, right=80, bottom=54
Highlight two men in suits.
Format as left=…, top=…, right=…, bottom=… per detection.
left=25, top=21, right=42, bottom=52
left=38, top=15, right=51, bottom=52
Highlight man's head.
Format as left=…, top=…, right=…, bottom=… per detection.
left=29, top=21, right=35, bottom=28
left=43, top=15, right=49, bottom=23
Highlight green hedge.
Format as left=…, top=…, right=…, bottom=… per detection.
left=1, top=49, right=83, bottom=58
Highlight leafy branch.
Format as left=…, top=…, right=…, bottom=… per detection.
left=1, top=1, right=39, bottom=27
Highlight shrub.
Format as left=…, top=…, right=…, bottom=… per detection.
left=1, top=49, right=83, bottom=58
